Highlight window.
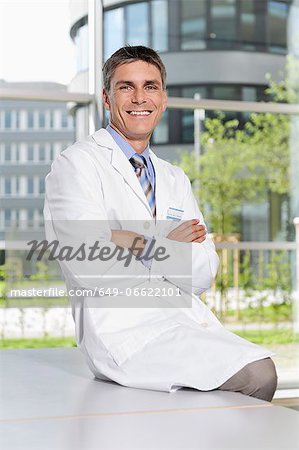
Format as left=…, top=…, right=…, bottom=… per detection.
left=152, top=110, right=169, bottom=144
left=210, top=0, right=236, bottom=49
left=15, top=111, right=20, bottom=128
left=39, top=144, right=46, bottom=161
left=104, top=8, right=124, bottom=59
left=38, top=209, right=44, bottom=227
left=4, top=111, right=11, bottom=128
left=269, top=1, right=289, bottom=54
left=15, top=144, right=20, bottom=162
left=27, top=144, right=34, bottom=161
left=4, top=210, right=11, bottom=227
left=61, top=111, right=68, bottom=128
left=75, top=23, right=89, bottom=72
left=49, top=143, right=55, bottom=161
left=4, top=144, right=11, bottom=162
left=28, top=111, right=34, bottom=128
left=39, top=177, right=45, bottom=194
left=27, top=177, right=34, bottom=195
left=152, top=0, right=168, bottom=52
left=127, top=2, right=149, bottom=46
left=16, top=177, right=20, bottom=194
left=38, top=111, right=45, bottom=128
left=181, top=0, right=206, bottom=50
left=240, top=0, right=256, bottom=50
left=5, top=178, right=12, bottom=195
left=50, top=110, right=54, bottom=128
left=27, top=209, right=34, bottom=227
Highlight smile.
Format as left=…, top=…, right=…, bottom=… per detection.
left=127, top=110, right=152, bottom=116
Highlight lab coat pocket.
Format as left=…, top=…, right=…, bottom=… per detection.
left=100, top=320, right=180, bottom=367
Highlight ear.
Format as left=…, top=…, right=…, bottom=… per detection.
left=162, top=90, right=167, bottom=112
left=102, top=89, right=111, bottom=111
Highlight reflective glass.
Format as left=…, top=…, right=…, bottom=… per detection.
left=27, top=144, right=34, bottom=161
left=152, top=0, right=168, bottom=52
left=74, top=23, right=88, bottom=72
left=27, top=177, right=34, bottom=195
left=16, top=111, right=20, bottom=129
left=269, top=1, right=289, bottom=54
left=127, top=2, right=149, bottom=46
left=240, top=0, right=256, bottom=50
left=39, top=177, right=45, bottom=194
left=39, top=144, right=46, bottom=162
left=27, top=111, right=34, bottom=128
left=210, top=0, right=236, bottom=49
left=39, top=111, right=45, bottom=128
left=61, top=111, right=68, bottom=128
left=104, top=8, right=125, bottom=59
left=4, top=111, right=11, bottom=128
left=4, top=178, right=11, bottom=194
left=181, top=0, right=206, bottom=50
left=152, top=110, right=169, bottom=144
left=5, top=144, right=11, bottom=162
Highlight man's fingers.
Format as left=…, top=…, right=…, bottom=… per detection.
left=174, top=219, right=199, bottom=234
left=192, top=232, right=207, bottom=243
left=192, top=228, right=207, bottom=242
left=184, top=224, right=205, bottom=238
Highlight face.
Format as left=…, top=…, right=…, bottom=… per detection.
left=103, top=60, right=167, bottom=143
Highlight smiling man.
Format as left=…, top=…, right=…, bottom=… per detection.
left=103, top=59, right=167, bottom=150
left=44, top=46, right=277, bottom=401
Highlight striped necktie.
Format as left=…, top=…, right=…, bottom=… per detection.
left=130, top=154, right=156, bottom=218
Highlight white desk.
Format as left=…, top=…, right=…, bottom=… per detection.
left=1, top=348, right=298, bottom=449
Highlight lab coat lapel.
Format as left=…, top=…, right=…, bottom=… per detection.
left=92, top=129, right=153, bottom=216
left=149, top=150, right=175, bottom=219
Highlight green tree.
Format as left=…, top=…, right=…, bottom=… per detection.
left=178, top=57, right=299, bottom=236
left=179, top=115, right=266, bottom=235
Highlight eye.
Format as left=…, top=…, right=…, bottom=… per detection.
left=146, top=85, right=158, bottom=90
left=120, top=85, right=132, bottom=91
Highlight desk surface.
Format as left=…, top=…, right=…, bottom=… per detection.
left=1, top=348, right=298, bottom=450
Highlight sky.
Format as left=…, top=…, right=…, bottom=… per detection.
left=0, top=0, right=76, bottom=85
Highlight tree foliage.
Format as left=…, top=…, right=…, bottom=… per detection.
left=178, top=57, right=299, bottom=235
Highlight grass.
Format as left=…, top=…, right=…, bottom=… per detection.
left=0, top=337, right=77, bottom=349
left=221, top=303, right=292, bottom=323
left=234, top=329, right=299, bottom=345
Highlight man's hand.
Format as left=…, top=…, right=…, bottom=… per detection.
left=166, top=219, right=207, bottom=243
left=111, top=230, right=145, bottom=257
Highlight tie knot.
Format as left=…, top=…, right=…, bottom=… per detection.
left=130, top=154, right=146, bottom=170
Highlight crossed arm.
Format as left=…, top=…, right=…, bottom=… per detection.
left=111, top=219, right=207, bottom=256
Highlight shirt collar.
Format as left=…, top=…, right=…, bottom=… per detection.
left=106, top=124, right=151, bottom=166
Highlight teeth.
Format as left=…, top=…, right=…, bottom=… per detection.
left=129, top=111, right=151, bottom=116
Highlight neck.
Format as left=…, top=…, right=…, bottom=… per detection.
left=109, top=123, right=150, bottom=154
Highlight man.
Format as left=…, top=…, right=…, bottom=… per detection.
left=44, top=46, right=277, bottom=401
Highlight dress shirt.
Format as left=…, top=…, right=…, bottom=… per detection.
left=106, top=124, right=156, bottom=269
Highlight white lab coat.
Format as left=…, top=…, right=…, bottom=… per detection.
left=44, top=128, right=273, bottom=392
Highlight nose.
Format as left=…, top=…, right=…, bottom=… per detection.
left=131, top=87, right=146, bottom=105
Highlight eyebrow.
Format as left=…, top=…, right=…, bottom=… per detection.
left=115, top=79, right=162, bottom=87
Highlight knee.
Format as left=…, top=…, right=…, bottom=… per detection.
left=247, top=358, right=278, bottom=402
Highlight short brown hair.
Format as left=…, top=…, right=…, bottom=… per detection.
left=102, top=45, right=167, bottom=92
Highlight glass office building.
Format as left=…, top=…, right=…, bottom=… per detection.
left=69, top=0, right=298, bottom=239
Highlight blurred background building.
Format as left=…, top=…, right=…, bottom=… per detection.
left=0, top=81, right=75, bottom=241
left=69, top=0, right=295, bottom=240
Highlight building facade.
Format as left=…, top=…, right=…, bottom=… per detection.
left=68, top=0, right=298, bottom=240
left=0, top=81, right=75, bottom=241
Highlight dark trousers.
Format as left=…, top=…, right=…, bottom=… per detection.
left=217, top=358, right=278, bottom=402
